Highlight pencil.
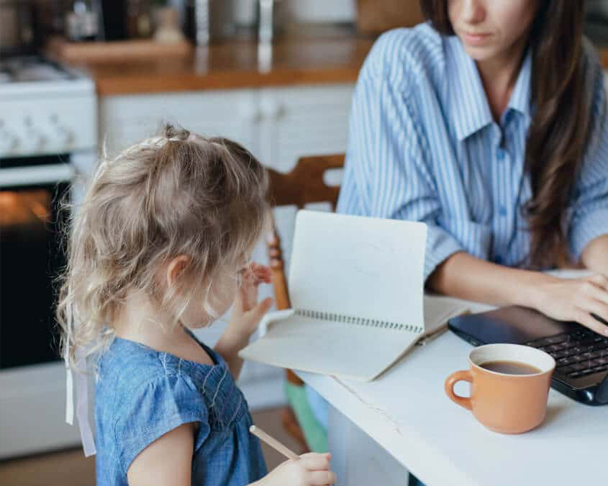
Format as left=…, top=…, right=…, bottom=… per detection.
left=249, top=425, right=299, bottom=460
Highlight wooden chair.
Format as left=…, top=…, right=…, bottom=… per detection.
left=265, top=153, right=345, bottom=452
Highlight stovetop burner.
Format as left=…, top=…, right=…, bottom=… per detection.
left=0, top=54, right=95, bottom=158
left=0, top=56, right=76, bottom=84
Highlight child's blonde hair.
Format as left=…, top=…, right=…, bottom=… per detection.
left=57, top=125, right=269, bottom=368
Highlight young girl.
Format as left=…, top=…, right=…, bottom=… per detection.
left=58, top=125, right=336, bottom=486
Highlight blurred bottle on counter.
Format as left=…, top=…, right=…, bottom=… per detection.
left=98, top=0, right=127, bottom=40
left=126, top=0, right=152, bottom=38
left=185, top=0, right=236, bottom=45
left=257, top=0, right=285, bottom=44
left=65, top=0, right=99, bottom=41
left=154, top=5, right=185, bottom=44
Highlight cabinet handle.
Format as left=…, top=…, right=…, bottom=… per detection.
left=239, top=105, right=262, bottom=122
left=260, top=100, right=284, bottom=120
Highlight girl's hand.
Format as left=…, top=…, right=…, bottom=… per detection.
left=534, top=274, right=608, bottom=336
left=256, top=453, right=336, bottom=486
left=224, top=262, right=274, bottom=346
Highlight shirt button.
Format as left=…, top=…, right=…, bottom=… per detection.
left=499, top=206, right=507, bottom=216
left=497, top=148, right=506, bottom=161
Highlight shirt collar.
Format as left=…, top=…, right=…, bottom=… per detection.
left=447, top=36, right=532, bottom=141
left=506, top=49, right=532, bottom=118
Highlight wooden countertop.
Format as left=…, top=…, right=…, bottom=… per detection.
left=67, top=35, right=374, bottom=96
left=62, top=35, right=608, bottom=97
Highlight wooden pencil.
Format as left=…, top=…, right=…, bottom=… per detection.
left=249, top=425, right=299, bottom=460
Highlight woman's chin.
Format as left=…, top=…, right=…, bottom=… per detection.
left=461, top=43, right=499, bottom=63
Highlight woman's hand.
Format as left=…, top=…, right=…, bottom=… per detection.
left=254, top=453, right=336, bottom=486
left=534, top=274, right=608, bottom=336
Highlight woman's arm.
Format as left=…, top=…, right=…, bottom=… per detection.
left=581, top=234, right=608, bottom=276
left=429, top=252, right=608, bottom=335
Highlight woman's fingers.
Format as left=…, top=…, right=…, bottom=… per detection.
left=585, top=275, right=608, bottom=303
left=587, top=273, right=608, bottom=291
left=574, top=308, right=608, bottom=336
left=581, top=297, right=608, bottom=323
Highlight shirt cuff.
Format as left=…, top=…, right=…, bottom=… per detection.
left=424, top=226, right=465, bottom=282
left=569, top=208, right=608, bottom=261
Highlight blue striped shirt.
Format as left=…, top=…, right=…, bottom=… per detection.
left=337, top=23, right=608, bottom=281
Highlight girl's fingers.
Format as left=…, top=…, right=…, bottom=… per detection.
left=308, top=471, right=337, bottom=485
left=300, top=453, right=331, bottom=471
left=247, top=297, right=274, bottom=323
left=253, top=264, right=272, bottom=283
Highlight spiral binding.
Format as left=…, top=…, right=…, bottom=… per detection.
left=295, top=309, right=423, bottom=334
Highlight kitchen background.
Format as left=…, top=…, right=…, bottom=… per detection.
left=0, top=1, right=607, bottom=485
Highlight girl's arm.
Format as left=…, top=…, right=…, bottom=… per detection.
left=127, top=423, right=195, bottom=486
left=126, top=424, right=336, bottom=486
left=214, top=332, right=251, bottom=380
left=428, top=252, right=608, bottom=336
left=581, top=234, right=608, bottom=276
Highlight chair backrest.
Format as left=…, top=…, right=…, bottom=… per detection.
left=266, top=154, right=345, bottom=310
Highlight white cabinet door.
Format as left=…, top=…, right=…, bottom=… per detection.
left=258, top=84, right=354, bottom=172
left=100, top=90, right=260, bottom=158
left=100, top=84, right=354, bottom=171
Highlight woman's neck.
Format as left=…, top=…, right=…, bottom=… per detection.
left=475, top=37, right=528, bottom=122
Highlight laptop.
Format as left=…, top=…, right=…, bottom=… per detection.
left=448, top=306, right=608, bottom=405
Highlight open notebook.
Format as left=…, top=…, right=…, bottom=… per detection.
left=239, top=210, right=468, bottom=382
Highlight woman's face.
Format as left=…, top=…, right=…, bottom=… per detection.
left=448, top=0, right=539, bottom=62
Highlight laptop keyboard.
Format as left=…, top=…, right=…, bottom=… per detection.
left=526, top=328, right=608, bottom=380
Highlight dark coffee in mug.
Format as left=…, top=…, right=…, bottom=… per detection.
left=479, top=360, right=542, bottom=375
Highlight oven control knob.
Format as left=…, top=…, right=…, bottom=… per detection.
left=55, top=125, right=74, bottom=148
left=0, top=129, right=19, bottom=153
left=25, top=129, right=46, bottom=152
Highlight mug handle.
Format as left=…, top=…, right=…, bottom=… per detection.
left=445, top=370, right=473, bottom=411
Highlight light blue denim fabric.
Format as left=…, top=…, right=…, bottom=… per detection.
left=95, top=336, right=267, bottom=486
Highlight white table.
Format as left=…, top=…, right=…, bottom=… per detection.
left=298, top=319, right=608, bottom=486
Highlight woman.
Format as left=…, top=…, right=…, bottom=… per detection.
left=306, top=1, right=608, bottom=482
left=339, top=0, right=608, bottom=332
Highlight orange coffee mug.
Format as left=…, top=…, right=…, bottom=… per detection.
left=445, top=344, right=556, bottom=434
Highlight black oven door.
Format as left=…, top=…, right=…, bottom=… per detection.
left=0, top=155, right=71, bottom=369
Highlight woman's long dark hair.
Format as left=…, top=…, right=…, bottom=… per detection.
left=420, top=0, right=592, bottom=268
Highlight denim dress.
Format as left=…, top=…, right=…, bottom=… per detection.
left=95, top=336, right=267, bottom=486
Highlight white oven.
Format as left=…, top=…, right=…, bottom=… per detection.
left=0, top=56, right=97, bottom=458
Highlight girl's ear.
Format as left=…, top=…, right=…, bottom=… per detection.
left=166, top=255, right=190, bottom=288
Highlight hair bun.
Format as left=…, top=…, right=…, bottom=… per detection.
left=163, top=124, right=191, bottom=142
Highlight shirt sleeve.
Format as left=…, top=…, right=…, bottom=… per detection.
left=337, top=33, right=464, bottom=281
left=568, top=50, right=608, bottom=261
left=114, top=373, right=210, bottom=475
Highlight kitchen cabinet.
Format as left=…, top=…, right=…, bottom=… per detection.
left=100, top=84, right=353, bottom=169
